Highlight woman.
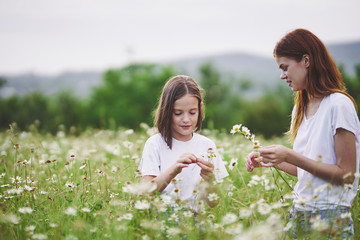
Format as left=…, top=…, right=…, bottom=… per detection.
left=245, top=28, right=360, bottom=238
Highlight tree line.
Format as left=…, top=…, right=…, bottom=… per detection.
left=0, top=63, right=359, bottom=139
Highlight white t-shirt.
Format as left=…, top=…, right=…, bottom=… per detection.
left=293, top=92, right=360, bottom=210
left=138, top=132, right=229, bottom=205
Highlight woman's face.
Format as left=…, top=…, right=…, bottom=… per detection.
left=275, top=56, right=309, bottom=92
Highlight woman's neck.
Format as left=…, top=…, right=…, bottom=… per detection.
left=307, top=95, right=323, bottom=105
left=305, top=95, right=324, bottom=119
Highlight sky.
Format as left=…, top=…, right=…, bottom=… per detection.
left=1, top=0, right=360, bottom=75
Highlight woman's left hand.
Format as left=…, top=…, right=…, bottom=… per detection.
left=196, top=158, right=215, bottom=182
left=259, top=145, right=290, bottom=166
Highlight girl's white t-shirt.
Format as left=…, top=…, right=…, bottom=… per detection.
left=293, top=92, right=360, bottom=210
left=138, top=132, right=228, bottom=205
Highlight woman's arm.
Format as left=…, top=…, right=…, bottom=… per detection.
left=260, top=128, right=356, bottom=185
left=274, top=162, right=298, bottom=177
left=246, top=151, right=297, bottom=176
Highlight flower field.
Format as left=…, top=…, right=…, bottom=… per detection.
left=0, top=124, right=359, bottom=240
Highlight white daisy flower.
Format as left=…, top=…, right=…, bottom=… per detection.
left=32, top=233, right=47, bottom=240
left=239, top=208, right=251, bottom=218
left=64, top=207, right=77, bottom=216
left=18, top=207, right=33, bottom=214
left=123, top=213, right=133, bottom=220
left=168, top=213, right=179, bottom=222
left=25, top=225, right=36, bottom=232
left=222, top=213, right=237, bottom=225
left=229, top=158, right=238, bottom=170
left=183, top=211, right=194, bottom=218
left=230, top=124, right=242, bottom=134
left=257, top=203, right=272, bottom=215
left=134, top=200, right=150, bottom=210
left=208, top=193, right=219, bottom=202
left=81, top=207, right=91, bottom=213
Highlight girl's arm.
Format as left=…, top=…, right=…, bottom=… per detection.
left=260, top=128, right=356, bottom=185
left=196, top=159, right=218, bottom=208
left=141, top=153, right=197, bottom=192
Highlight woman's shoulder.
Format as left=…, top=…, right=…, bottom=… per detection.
left=326, top=92, right=357, bottom=114
left=328, top=92, right=353, bottom=104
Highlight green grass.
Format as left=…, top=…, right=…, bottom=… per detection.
left=0, top=125, right=358, bottom=239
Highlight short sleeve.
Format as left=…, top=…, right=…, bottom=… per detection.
left=212, top=143, right=229, bottom=180
left=331, top=94, right=359, bottom=136
left=138, top=138, right=161, bottom=176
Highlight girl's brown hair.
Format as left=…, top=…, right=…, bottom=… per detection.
left=273, top=28, right=357, bottom=142
left=154, top=75, right=204, bottom=149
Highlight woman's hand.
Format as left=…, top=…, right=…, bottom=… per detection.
left=196, top=158, right=215, bottom=182
left=259, top=145, right=290, bottom=166
left=246, top=146, right=298, bottom=176
left=173, top=153, right=197, bottom=174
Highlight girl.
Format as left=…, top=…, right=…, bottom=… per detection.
left=245, top=29, right=360, bottom=238
left=138, top=75, right=228, bottom=209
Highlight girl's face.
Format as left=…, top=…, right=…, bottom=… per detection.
left=171, top=93, right=199, bottom=142
left=275, top=56, right=309, bottom=92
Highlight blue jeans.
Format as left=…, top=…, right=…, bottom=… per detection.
left=285, top=206, right=354, bottom=239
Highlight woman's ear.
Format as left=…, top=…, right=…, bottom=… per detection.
left=303, top=54, right=310, bottom=68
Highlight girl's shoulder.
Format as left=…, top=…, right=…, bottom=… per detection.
left=145, top=133, right=165, bottom=147
left=194, top=133, right=216, bottom=146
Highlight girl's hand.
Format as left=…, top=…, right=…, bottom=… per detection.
left=196, top=158, right=215, bottom=182
left=173, top=153, right=197, bottom=174
left=245, top=151, right=261, bottom=172
left=259, top=145, right=289, bottom=166
left=245, top=150, right=276, bottom=171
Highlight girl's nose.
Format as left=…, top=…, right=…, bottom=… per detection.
left=182, top=113, right=190, bottom=122
left=280, top=71, right=287, bottom=80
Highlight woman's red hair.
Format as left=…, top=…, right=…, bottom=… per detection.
left=273, top=28, right=357, bottom=142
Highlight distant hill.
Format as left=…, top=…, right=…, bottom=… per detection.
left=327, top=41, right=360, bottom=75
left=165, top=40, right=360, bottom=86
left=1, top=41, right=359, bottom=98
left=0, top=71, right=102, bottom=98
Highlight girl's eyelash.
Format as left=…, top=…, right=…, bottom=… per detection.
left=174, top=110, right=197, bottom=115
